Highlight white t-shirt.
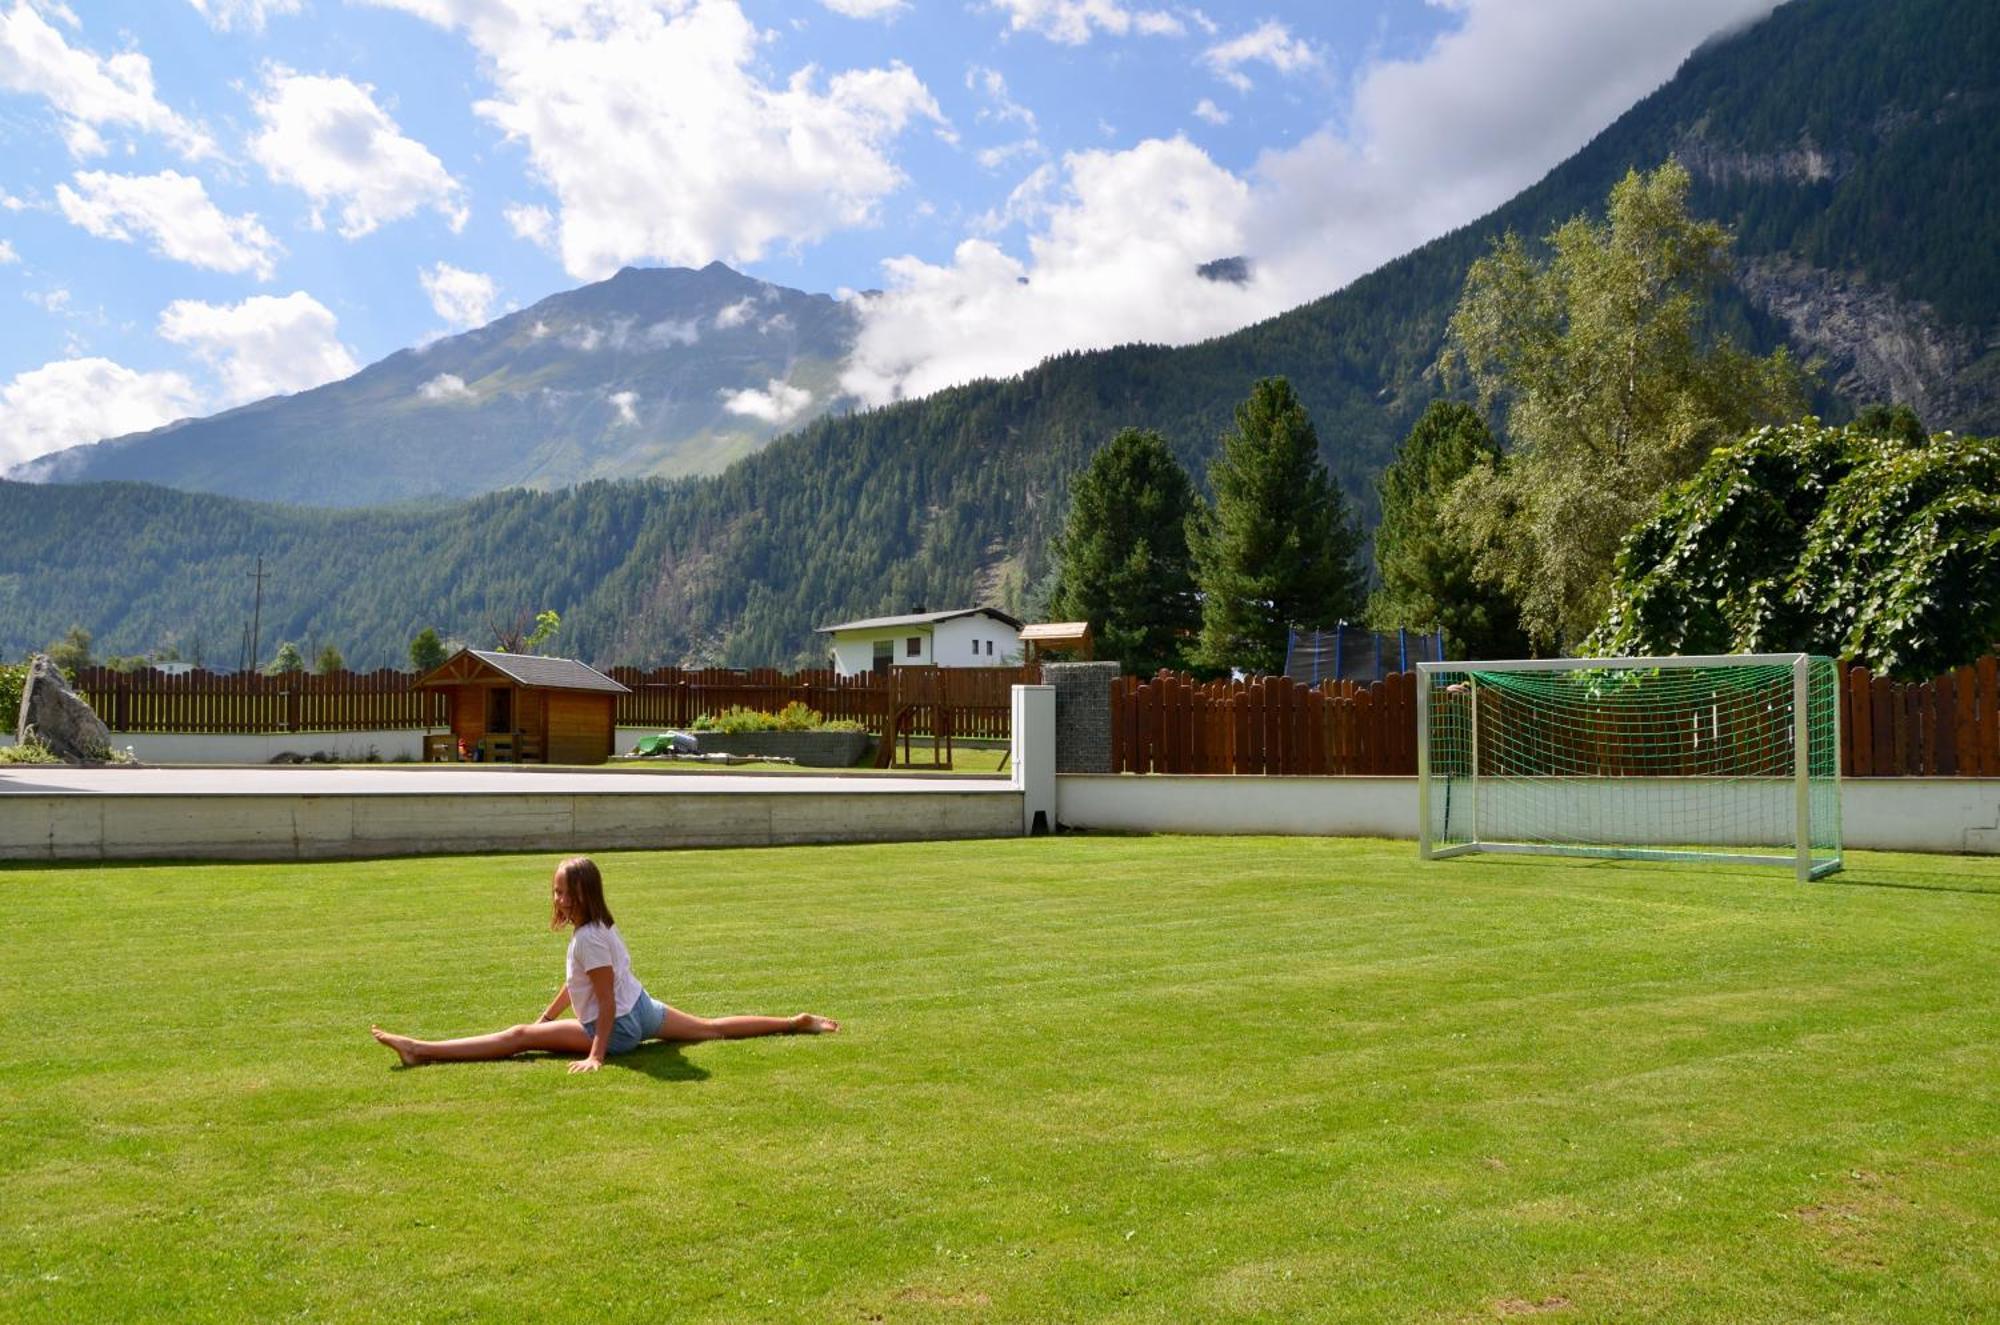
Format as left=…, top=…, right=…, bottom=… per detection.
left=566, top=921, right=644, bottom=1023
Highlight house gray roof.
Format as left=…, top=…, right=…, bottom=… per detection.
left=465, top=650, right=631, bottom=694
left=815, top=607, right=1025, bottom=634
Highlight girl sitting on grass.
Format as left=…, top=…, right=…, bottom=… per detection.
left=371, top=856, right=838, bottom=1072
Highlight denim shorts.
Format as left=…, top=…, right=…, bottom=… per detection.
left=582, top=991, right=667, bottom=1056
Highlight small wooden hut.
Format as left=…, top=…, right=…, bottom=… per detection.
left=415, top=649, right=630, bottom=765
left=1019, top=621, right=1095, bottom=665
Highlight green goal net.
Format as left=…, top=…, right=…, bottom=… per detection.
left=1418, top=655, right=1842, bottom=880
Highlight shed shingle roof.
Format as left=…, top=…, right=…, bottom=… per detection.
left=460, top=650, right=631, bottom=693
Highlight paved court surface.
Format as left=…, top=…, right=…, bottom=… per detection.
left=0, top=766, right=1013, bottom=797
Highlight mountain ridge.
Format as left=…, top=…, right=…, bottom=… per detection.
left=11, top=261, right=860, bottom=506
left=2, top=0, right=1993, bottom=669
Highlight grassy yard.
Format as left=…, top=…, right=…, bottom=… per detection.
left=2, top=838, right=1995, bottom=1322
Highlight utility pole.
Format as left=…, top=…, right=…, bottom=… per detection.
left=248, top=553, right=267, bottom=674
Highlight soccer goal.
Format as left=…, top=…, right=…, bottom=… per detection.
left=1417, top=654, right=1842, bottom=881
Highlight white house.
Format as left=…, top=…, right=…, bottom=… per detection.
left=816, top=607, right=1025, bottom=676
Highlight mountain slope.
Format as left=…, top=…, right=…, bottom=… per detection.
left=3, top=0, right=1994, bottom=669
left=11, top=263, right=857, bottom=506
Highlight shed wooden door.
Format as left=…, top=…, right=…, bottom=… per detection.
left=546, top=693, right=610, bottom=764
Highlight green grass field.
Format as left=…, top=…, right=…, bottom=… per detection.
left=3, top=838, right=1996, bottom=1322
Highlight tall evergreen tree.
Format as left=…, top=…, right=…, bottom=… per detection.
left=1048, top=428, right=1200, bottom=676
left=1188, top=378, right=1365, bottom=675
left=1370, top=401, right=1529, bottom=659
left=408, top=627, right=448, bottom=674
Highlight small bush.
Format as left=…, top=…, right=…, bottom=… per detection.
left=689, top=704, right=859, bottom=733
left=0, top=737, right=58, bottom=765
left=0, top=660, right=27, bottom=726
left=772, top=701, right=820, bottom=731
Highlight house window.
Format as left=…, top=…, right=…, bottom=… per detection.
left=905, top=636, right=922, bottom=659
left=971, top=640, right=979, bottom=657
left=985, top=640, right=994, bottom=656
left=872, top=640, right=893, bottom=676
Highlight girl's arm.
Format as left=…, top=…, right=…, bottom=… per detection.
left=538, top=984, right=571, bottom=1023
left=569, top=966, right=616, bottom=1073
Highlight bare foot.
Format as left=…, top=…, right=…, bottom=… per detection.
left=371, top=1025, right=424, bottom=1066
left=790, top=1013, right=839, bottom=1035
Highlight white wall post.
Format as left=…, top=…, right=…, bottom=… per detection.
left=1012, top=684, right=1056, bottom=837
left=1794, top=654, right=1812, bottom=882
left=1416, top=672, right=1432, bottom=859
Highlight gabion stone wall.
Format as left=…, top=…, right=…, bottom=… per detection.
left=1042, top=661, right=1120, bottom=774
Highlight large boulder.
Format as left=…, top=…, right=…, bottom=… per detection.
left=17, top=654, right=114, bottom=764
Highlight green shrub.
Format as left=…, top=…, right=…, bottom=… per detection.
left=772, top=701, right=821, bottom=731
left=0, top=737, right=58, bottom=765
left=0, top=660, right=27, bottom=727
left=689, top=704, right=859, bottom=734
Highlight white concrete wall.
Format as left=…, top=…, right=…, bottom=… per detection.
left=829, top=628, right=930, bottom=676
left=1056, top=774, right=2000, bottom=855
left=934, top=617, right=1022, bottom=667
left=115, top=729, right=427, bottom=764
left=0, top=787, right=1023, bottom=861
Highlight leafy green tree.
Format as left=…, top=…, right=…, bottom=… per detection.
left=1047, top=428, right=1201, bottom=676
left=1441, top=160, right=1810, bottom=650
left=45, top=624, right=92, bottom=676
left=313, top=643, right=345, bottom=675
left=1370, top=401, right=1529, bottom=659
left=264, top=641, right=304, bottom=675
left=1592, top=419, right=2000, bottom=678
left=1188, top=378, right=1365, bottom=674
left=1849, top=402, right=1927, bottom=447
left=409, top=626, right=448, bottom=674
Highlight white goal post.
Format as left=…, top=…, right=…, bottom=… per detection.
left=1416, top=654, right=1843, bottom=882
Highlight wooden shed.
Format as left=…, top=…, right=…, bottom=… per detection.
left=415, top=649, right=630, bottom=765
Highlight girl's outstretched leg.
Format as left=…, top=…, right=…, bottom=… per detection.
left=654, top=1006, right=838, bottom=1043
left=371, top=1020, right=592, bottom=1065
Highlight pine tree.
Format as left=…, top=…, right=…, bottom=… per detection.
left=1048, top=428, right=1200, bottom=676
left=409, top=627, right=448, bottom=674
left=1188, top=378, right=1365, bottom=675
left=1370, top=401, right=1529, bottom=659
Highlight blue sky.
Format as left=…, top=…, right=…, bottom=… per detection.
left=0, top=0, right=1781, bottom=467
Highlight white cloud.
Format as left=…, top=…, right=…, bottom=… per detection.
left=25, top=286, right=69, bottom=313
left=418, top=371, right=470, bottom=401
left=968, top=65, right=1036, bottom=133
left=713, top=297, right=755, bottom=330
left=504, top=201, right=554, bottom=250
left=847, top=0, right=1784, bottom=405
left=186, top=0, right=303, bottom=31
left=720, top=377, right=813, bottom=426
left=1192, top=97, right=1228, bottom=125
left=819, top=0, right=905, bottom=17
left=0, top=238, right=16, bottom=263
left=420, top=261, right=496, bottom=328
left=0, top=2, right=213, bottom=159
left=1201, top=20, right=1318, bottom=92
left=249, top=66, right=467, bottom=238
left=986, top=0, right=1183, bottom=44
left=55, top=170, right=280, bottom=279
left=0, top=356, right=200, bottom=467
left=608, top=389, right=638, bottom=424
left=977, top=139, right=1041, bottom=171
left=844, top=136, right=1259, bottom=405
left=157, top=291, right=359, bottom=406
left=364, top=0, right=947, bottom=280
left=647, top=317, right=701, bottom=346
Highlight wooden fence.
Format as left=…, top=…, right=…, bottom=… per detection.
left=74, top=667, right=447, bottom=734
left=67, top=654, right=2000, bottom=775
left=1112, top=656, right=2000, bottom=778
left=1841, top=656, right=2000, bottom=777
left=1111, top=671, right=1418, bottom=775
left=72, top=664, right=1033, bottom=739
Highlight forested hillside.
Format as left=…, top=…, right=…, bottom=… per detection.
left=3, top=0, right=1993, bottom=669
